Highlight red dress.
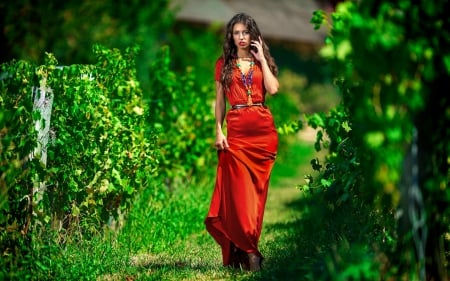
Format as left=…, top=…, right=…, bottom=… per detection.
left=204, top=57, right=278, bottom=267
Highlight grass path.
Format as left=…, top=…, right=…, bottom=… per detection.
left=119, top=188, right=308, bottom=281
left=108, top=140, right=319, bottom=281
left=111, top=185, right=307, bottom=281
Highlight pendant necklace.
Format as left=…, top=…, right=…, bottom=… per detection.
left=236, top=58, right=255, bottom=105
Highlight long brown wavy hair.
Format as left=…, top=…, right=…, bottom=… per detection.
left=220, top=13, right=278, bottom=92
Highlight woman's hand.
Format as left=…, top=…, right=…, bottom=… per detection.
left=215, top=132, right=229, bottom=150
left=251, top=36, right=279, bottom=95
left=250, top=36, right=265, bottom=62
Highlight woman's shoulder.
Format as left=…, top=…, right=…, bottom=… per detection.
left=216, top=56, right=224, bottom=64
left=215, top=56, right=225, bottom=70
left=214, top=56, right=225, bottom=80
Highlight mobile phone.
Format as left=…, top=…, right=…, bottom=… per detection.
left=250, top=45, right=258, bottom=53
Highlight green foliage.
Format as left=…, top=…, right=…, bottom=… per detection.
left=0, top=45, right=159, bottom=279
left=0, top=59, right=41, bottom=280
left=0, top=0, right=174, bottom=93
left=304, top=0, right=450, bottom=279
left=303, top=106, right=360, bottom=199
left=43, top=45, right=158, bottom=227
left=298, top=106, right=392, bottom=280
left=147, top=45, right=217, bottom=188
left=168, top=21, right=223, bottom=80
left=1, top=0, right=173, bottom=64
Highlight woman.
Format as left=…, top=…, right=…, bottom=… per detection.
left=204, top=13, right=279, bottom=272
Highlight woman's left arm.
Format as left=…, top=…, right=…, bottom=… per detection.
left=251, top=36, right=279, bottom=95
left=260, top=58, right=279, bottom=95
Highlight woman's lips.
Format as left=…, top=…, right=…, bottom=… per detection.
left=239, top=42, right=246, bottom=46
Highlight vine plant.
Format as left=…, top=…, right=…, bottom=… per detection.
left=0, top=45, right=159, bottom=274
left=306, top=0, right=449, bottom=279
left=147, top=45, right=217, bottom=189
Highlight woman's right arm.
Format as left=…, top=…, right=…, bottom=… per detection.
left=215, top=81, right=229, bottom=150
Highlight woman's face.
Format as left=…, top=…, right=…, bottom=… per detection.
left=232, top=22, right=251, bottom=51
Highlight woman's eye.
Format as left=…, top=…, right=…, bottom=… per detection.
left=233, top=31, right=250, bottom=36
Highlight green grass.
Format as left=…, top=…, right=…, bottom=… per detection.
left=27, top=136, right=385, bottom=280
left=270, top=137, right=318, bottom=188
left=30, top=138, right=329, bottom=280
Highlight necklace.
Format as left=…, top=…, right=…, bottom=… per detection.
left=237, top=57, right=252, bottom=61
left=236, top=59, right=255, bottom=105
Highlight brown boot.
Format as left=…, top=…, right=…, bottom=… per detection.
left=230, top=245, right=249, bottom=270
left=248, top=253, right=262, bottom=272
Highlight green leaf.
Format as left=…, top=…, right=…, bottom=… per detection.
left=320, top=178, right=332, bottom=187
left=364, top=131, right=385, bottom=148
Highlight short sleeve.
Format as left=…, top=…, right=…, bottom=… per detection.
left=215, top=57, right=224, bottom=82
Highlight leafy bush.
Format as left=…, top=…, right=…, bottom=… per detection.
left=0, top=45, right=159, bottom=279
left=306, top=0, right=450, bottom=279
left=43, top=45, right=158, bottom=228
left=147, top=45, right=217, bottom=189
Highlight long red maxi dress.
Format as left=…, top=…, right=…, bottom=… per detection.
left=204, top=57, right=278, bottom=267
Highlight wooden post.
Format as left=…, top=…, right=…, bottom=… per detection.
left=31, top=77, right=54, bottom=217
